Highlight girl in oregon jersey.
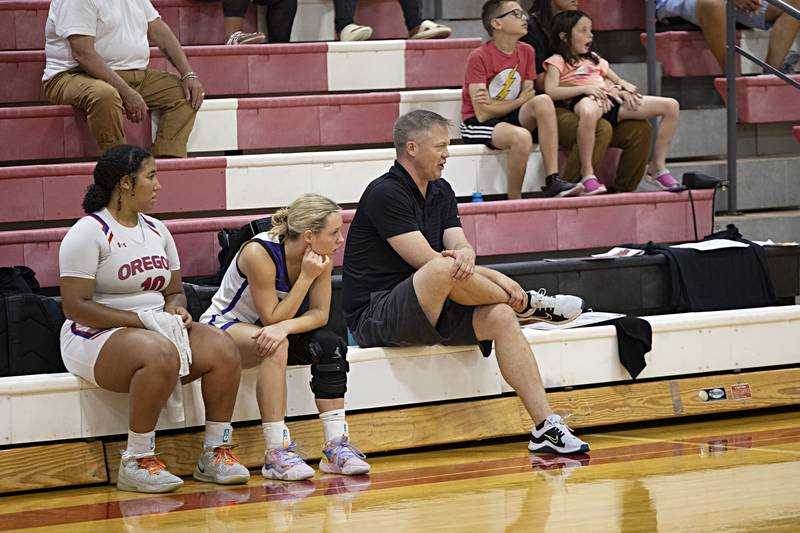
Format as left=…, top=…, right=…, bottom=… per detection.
left=201, top=194, right=370, bottom=480
left=59, top=145, right=249, bottom=493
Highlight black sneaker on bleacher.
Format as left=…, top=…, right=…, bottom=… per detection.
left=541, top=174, right=583, bottom=198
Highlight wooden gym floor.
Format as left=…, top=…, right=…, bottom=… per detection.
left=1, top=409, right=798, bottom=532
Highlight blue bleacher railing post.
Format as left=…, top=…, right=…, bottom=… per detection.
left=726, top=0, right=738, bottom=215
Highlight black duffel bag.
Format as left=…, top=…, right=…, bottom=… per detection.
left=0, top=293, right=67, bottom=376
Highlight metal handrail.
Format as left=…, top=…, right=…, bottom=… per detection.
left=726, top=0, right=800, bottom=214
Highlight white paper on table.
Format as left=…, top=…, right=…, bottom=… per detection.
left=522, top=311, right=626, bottom=331
left=669, top=239, right=750, bottom=251
left=753, top=239, right=799, bottom=247
left=591, top=247, right=645, bottom=258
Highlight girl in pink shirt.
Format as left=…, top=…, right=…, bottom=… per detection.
left=544, top=10, right=682, bottom=194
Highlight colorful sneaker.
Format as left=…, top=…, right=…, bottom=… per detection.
left=411, top=20, right=452, bottom=39
left=529, top=415, right=590, bottom=454
left=541, top=174, right=583, bottom=198
left=225, top=31, right=266, bottom=45
left=340, top=23, right=373, bottom=41
left=580, top=175, right=608, bottom=196
left=320, top=436, right=371, bottom=475
left=193, top=445, right=250, bottom=485
left=646, top=170, right=686, bottom=192
left=262, top=443, right=315, bottom=481
left=778, top=50, right=800, bottom=74
left=516, top=288, right=585, bottom=325
left=117, top=453, right=183, bottom=493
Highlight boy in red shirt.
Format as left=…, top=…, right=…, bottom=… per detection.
left=460, top=0, right=581, bottom=199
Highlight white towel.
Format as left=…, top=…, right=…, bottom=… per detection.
left=137, top=310, right=193, bottom=422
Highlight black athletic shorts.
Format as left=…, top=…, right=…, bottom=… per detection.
left=460, top=108, right=540, bottom=149
left=350, top=276, right=494, bottom=357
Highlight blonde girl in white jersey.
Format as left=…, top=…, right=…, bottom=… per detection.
left=59, top=145, right=249, bottom=493
left=201, top=194, right=370, bottom=480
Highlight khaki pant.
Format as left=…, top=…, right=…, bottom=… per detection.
left=43, top=68, right=196, bottom=158
left=556, top=107, right=653, bottom=193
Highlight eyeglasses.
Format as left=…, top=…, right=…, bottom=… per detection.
left=495, top=8, right=529, bottom=20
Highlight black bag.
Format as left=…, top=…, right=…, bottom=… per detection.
left=183, top=282, right=220, bottom=322
left=0, top=293, right=67, bottom=376
left=216, top=217, right=273, bottom=279
left=0, top=266, right=40, bottom=296
left=683, top=172, right=724, bottom=190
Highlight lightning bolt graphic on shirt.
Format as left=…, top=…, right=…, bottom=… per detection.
left=495, top=65, right=518, bottom=100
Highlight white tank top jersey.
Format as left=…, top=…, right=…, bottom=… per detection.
left=200, top=232, right=297, bottom=330
left=59, top=208, right=180, bottom=336
left=43, top=0, right=160, bottom=80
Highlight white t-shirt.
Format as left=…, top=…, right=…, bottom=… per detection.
left=59, top=209, right=181, bottom=316
left=43, top=0, right=160, bottom=81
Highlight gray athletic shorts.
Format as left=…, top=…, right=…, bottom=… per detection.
left=350, top=276, right=494, bottom=357
left=656, top=0, right=772, bottom=30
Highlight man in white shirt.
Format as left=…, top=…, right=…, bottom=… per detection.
left=42, top=0, right=205, bottom=158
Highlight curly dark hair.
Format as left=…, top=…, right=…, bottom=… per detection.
left=82, top=144, right=152, bottom=214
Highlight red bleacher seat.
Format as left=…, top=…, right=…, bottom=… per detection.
left=714, top=75, right=800, bottom=123
left=0, top=158, right=227, bottom=224
left=0, top=91, right=409, bottom=162
left=236, top=93, right=399, bottom=150
left=0, top=192, right=714, bottom=288
left=584, top=0, right=645, bottom=31
left=0, top=104, right=152, bottom=162
left=793, top=126, right=800, bottom=144
left=0, top=0, right=259, bottom=50
left=0, top=40, right=478, bottom=105
left=0, top=0, right=413, bottom=50
left=640, top=31, right=741, bottom=77
left=405, top=40, right=472, bottom=89
left=353, top=0, right=407, bottom=39
left=0, top=1, right=49, bottom=51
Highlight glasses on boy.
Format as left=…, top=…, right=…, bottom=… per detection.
left=495, top=8, right=529, bottom=20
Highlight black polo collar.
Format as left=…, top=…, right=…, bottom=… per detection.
left=388, top=161, right=440, bottom=203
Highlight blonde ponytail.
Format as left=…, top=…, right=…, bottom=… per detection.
left=268, top=194, right=340, bottom=241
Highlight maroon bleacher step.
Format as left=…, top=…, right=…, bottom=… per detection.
left=0, top=39, right=479, bottom=105
left=639, top=31, right=741, bottom=77
left=714, top=75, right=800, bottom=123
left=0, top=192, right=714, bottom=288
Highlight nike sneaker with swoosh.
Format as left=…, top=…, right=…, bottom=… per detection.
left=528, top=414, right=590, bottom=454
left=193, top=445, right=250, bottom=485
left=516, top=289, right=585, bottom=325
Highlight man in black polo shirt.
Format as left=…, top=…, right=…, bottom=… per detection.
left=342, top=109, right=590, bottom=455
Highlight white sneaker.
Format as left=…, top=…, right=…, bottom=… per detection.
left=193, top=445, right=251, bottom=485
left=516, top=289, right=584, bottom=324
left=411, top=19, right=452, bottom=39
left=225, top=31, right=266, bottom=45
left=340, top=23, right=373, bottom=41
left=117, top=454, right=183, bottom=493
left=529, top=415, right=590, bottom=454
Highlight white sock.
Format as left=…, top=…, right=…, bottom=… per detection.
left=319, top=409, right=348, bottom=443
left=125, top=429, right=156, bottom=457
left=204, top=420, right=233, bottom=448
left=262, top=421, right=290, bottom=450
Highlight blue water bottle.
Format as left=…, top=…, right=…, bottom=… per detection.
left=471, top=192, right=484, bottom=202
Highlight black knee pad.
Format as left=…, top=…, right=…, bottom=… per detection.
left=308, top=330, right=349, bottom=399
